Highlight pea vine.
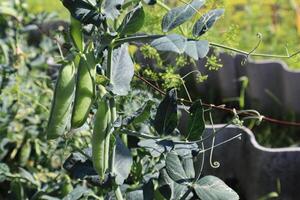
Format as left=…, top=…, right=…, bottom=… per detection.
left=44, top=0, right=300, bottom=199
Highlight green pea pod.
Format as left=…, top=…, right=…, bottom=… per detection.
left=46, top=62, right=76, bottom=139
left=92, top=87, right=111, bottom=179
left=18, top=140, right=31, bottom=166
left=71, top=52, right=96, bottom=128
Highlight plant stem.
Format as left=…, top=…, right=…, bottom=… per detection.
left=114, top=34, right=300, bottom=59
left=106, top=44, right=123, bottom=200
left=114, top=34, right=163, bottom=45
left=115, top=187, right=124, bottom=200
left=107, top=45, right=113, bottom=79
left=209, top=42, right=300, bottom=58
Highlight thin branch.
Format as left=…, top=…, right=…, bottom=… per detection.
left=134, top=73, right=300, bottom=127
left=210, top=42, right=300, bottom=59
left=115, top=34, right=300, bottom=59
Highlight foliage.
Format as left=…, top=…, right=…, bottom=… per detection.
left=40, top=0, right=241, bottom=199
left=2, top=0, right=300, bottom=200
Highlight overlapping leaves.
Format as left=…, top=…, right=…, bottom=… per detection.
left=117, top=3, right=145, bottom=36
left=160, top=151, right=239, bottom=200
left=62, top=0, right=105, bottom=26
left=151, top=34, right=209, bottom=60
left=193, top=9, right=225, bottom=37
left=162, top=0, right=205, bottom=32
left=153, top=88, right=178, bottom=136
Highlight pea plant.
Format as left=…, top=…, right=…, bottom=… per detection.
left=47, top=0, right=245, bottom=199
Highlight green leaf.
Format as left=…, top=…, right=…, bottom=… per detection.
left=184, top=40, right=209, bottom=60
left=70, top=17, right=84, bottom=51
left=165, top=151, right=189, bottom=185
left=63, top=185, right=92, bottom=200
left=138, top=139, right=174, bottom=157
left=153, top=89, right=178, bottom=135
left=62, top=0, right=104, bottom=26
left=194, top=176, right=239, bottom=200
left=114, top=136, right=133, bottom=185
left=127, top=190, right=143, bottom=200
left=193, top=9, right=224, bottom=37
left=186, top=99, right=205, bottom=141
left=0, top=163, right=10, bottom=182
left=158, top=169, right=191, bottom=200
left=151, top=34, right=187, bottom=54
left=110, top=44, right=134, bottom=96
left=10, top=180, right=25, bottom=200
left=19, top=168, right=38, bottom=186
left=181, top=151, right=195, bottom=180
left=103, top=0, right=124, bottom=19
left=123, top=100, right=155, bottom=125
left=162, top=0, right=205, bottom=32
left=117, top=3, right=145, bottom=36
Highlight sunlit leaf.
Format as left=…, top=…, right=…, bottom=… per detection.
left=114, top=136, right=133, bottom=185
left=158, top=169, right=192, bottom=200
left=165, top=152, right=189, bottom=184
left=185, top=40, right=209, bottom=60
left=162, top=0, right=205, bottom=32
left=153, top=89, right=178, bottom=135
left=194, top=176, right=239, bottom=200
left=103, top=0, right=124, bottom=19
left=138, top=139, right=174, bottom=157
left=110, top=44, right=134, bottom=96
left=181, top=151, right=195, bottom=180
left=117, top=3, right=145, bottom=36
left=62, top=0, right=104, bottom=26
left=193, top=9, right=224, bottom=37
left=151, top=34, right=187, bottom=54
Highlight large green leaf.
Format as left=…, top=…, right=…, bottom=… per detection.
left=127, top=190, right=143, bottom=200
left=62, top=0, right=104, bottom=26
left=103, top=0, right=124, bottom=19
left=151, top=34, right=187, bottom=54
left=123, top=100, right=155, bottom=125
left=186, top=100, right=205, bottom=141
left=19, top=168, right=38, bottom=186
left=181, top=151, right=195, bottom=180
left=70, top=17, right=84, bottom=51
left=153, top=89, right=178, bottom=135
left=194, top=176, right=239, bottom=200
left=110, top=44, right=134, bottom=96
left=165, top=152, right=189, bottom=184
left=117, top=3, right=145, bottom=36
left=158, top=169, right=192, bottom=200
left=184, top=40, right=209, bottom=60
left=193, top=9, right=224, bottom=37
left=138, top=139, right=174, bottom=157
left=114, top=136, right=133, bottom=185
left=162, top=0, right=205, bottom=32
